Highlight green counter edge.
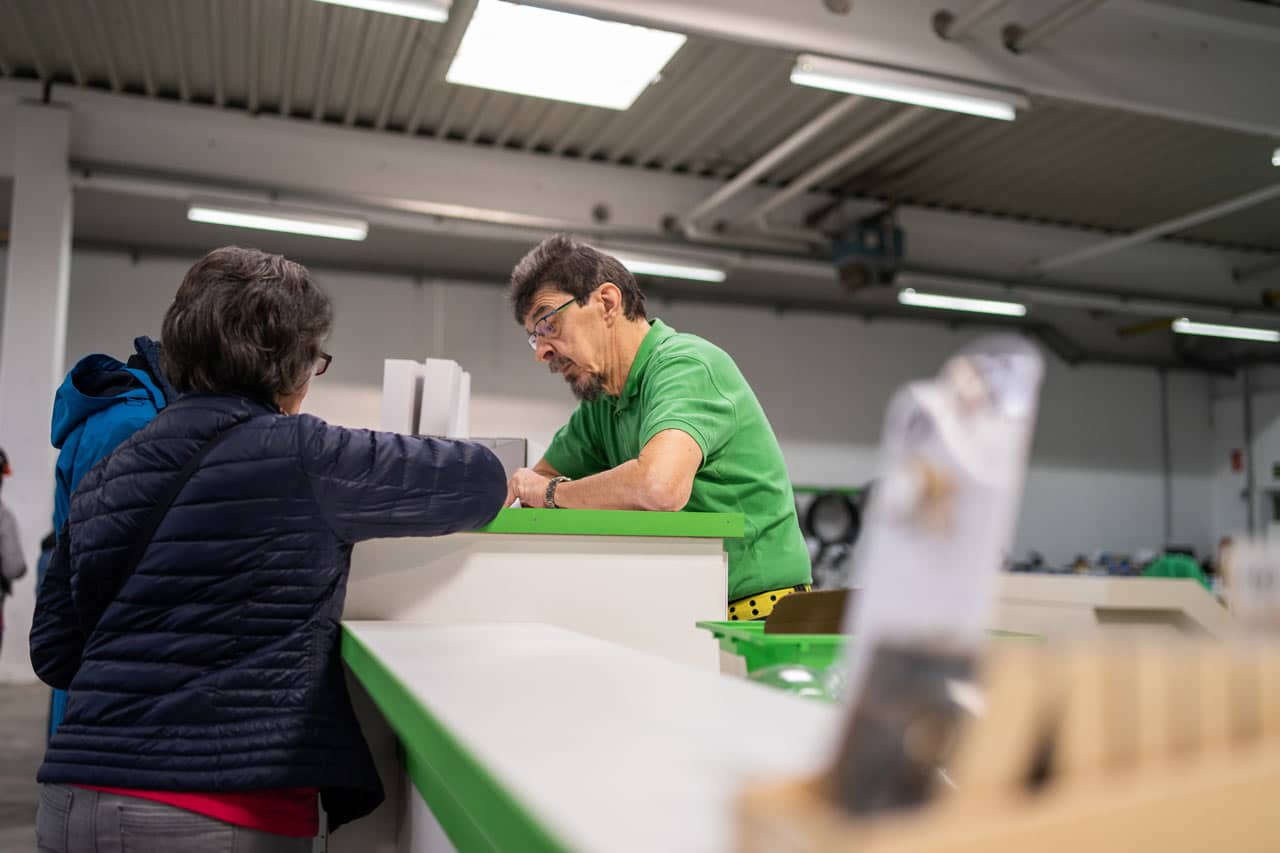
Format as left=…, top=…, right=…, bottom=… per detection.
left=473, top=508, right=743, bottom=538
left=342, top=626, right=568, bottom=853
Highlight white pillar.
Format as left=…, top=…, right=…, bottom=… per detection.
left=0, top=101, right=72, bottom=683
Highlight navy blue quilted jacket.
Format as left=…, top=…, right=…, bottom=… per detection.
left=30, top=393, right=507, bottom=830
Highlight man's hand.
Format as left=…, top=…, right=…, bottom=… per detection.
left=506, top=467, right=552, bottom=508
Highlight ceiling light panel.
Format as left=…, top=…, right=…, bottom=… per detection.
left=791, top=54, right=1027, bottom=121
left=613, top=254, right=726, bottom=282
left=187, top=205, right=369, bottom=241
left=312, top=0, right=450, bottom=23
left=447, top=0, right=686, bottom=110
left=898, top=288, right=1027, bottom=317
left=1172, top=318, right=1280, bottom=343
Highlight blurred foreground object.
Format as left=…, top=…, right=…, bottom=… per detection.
left=827, top=337, right=1042, bottom=815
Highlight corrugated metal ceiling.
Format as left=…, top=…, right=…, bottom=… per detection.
left=3, top=0, right=1278, bottom=252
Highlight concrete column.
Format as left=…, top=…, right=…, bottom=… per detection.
left=0, top=101, right=72, bottom=683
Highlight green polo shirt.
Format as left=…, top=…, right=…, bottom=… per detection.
left=543, top=319, right=811, bottom=601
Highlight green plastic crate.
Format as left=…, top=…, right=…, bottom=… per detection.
left=697, top=621, right=1043, bottom=676
left=696, top=620, right=845, bottom=674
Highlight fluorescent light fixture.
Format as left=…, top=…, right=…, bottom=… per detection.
left=898, top=288, right=1027, bottom=317
left=1272, top=146, right=1280, bottom=167
left=1172, top=317, right=1280, bottom=343
left=612, top=254, right=726, bottom=282
left=188, top=205, right=369, bottom=241
left=446, top=0, right=686, bottom=110
left=311, top=0, right=449, bottom=22
left=791, top=54, right=1027, bottom=121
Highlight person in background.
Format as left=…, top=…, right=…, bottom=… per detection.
left=0, top=448, right=29, bottom=655
left=31, top=246, right=508, bottom=852
left=503, top=234, right=811, bottom=619
left=44, top=335, right=178, bottom=740
left=51, top=335, right=178, bottom=534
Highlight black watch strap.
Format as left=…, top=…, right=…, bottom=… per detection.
left=545, top=476, right=571, bottom=509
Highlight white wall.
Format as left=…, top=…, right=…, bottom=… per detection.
left=58, top=249, right=1215, bottom=564
left=0, top=246, right=1219, bottom=681
left=1209, top=367, right=1280, bottom=544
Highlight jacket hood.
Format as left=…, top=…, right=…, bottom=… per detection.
left=132, top=336, right=179, bottom=404
left=51, top=353, right=165, bottom=449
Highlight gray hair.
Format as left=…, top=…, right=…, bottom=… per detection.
left=161, top=246, right=332, bottom=402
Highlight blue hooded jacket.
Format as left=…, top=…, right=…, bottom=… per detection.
left=47, top=337, right=176, bottom=739
left=51, top=337, right=177, bottom=534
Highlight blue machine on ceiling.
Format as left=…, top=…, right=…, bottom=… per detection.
left=831, top=211, right=905, bottom=292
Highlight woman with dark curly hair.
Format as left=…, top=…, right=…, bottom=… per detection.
left=31, top=246, right=507, bottom=852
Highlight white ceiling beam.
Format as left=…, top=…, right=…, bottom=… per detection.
left=65, top=164, right=1280, bottom=330
left=21, top=82, right=725, bottom=235
left=681, top=95, right=863, bottom=231
left=536, top=0, right=1280, bottom=137
left=1002, top=0, right=1108, bottom=54
left=1034, top=183, right=1280, bottom=274
left=934, top=0, right=1014, bottom=41
left=2, top=80, right=1271, bottom=308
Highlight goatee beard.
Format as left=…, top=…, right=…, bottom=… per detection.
left=573, top=375, right=606, bottom=402
left=550, top=356, right=606, bottom=402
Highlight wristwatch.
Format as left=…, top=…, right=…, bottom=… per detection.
left=545, top=476, right=571, bottom=509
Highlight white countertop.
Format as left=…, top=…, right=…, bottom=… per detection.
left=343, top=620, right=840, bottom=852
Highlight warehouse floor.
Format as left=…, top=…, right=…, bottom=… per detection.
left=0, top=683, right=46, bottom=849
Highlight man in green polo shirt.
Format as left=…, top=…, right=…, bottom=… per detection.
left=503, top=234, right=811, bottom=618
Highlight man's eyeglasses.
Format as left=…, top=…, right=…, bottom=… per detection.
left=526, top=297, right=578, bottom=351
left=315, top=352, right=333, bottom=376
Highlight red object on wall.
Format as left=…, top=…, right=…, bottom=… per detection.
left=1232, top=449, right=1244, bottom=472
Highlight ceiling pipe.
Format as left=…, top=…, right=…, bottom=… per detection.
left=677, top=96, right=864, bottom=239
left=70, top=164, right=1280, bottom=327
left=745, top=107, right=930, bottom=242
left=69, top=163, right=823, bottom=269
left=1003, top=0, right=1108, bottom=53
left=1235, top=257, right=1280, bottom=285
left=933, top=0, right=1016, bottom=40
left=898, top=270, right=1280, bottom=326
left=1030, top=182, right=1280, bottom=274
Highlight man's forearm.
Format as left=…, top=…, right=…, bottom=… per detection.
left=532, top=457, right=561, bottom=478
left=554, top=459, right=681, bottom=511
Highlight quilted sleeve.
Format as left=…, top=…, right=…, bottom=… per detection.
left=297, top=415, right=507, bottom=543
left=29, top=525, right=83, bottom=690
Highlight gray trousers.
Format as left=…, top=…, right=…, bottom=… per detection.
left=36, top=784, right=315, bottom=853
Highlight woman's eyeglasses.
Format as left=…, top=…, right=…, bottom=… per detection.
left=315, top=352, right=333, bottom=376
